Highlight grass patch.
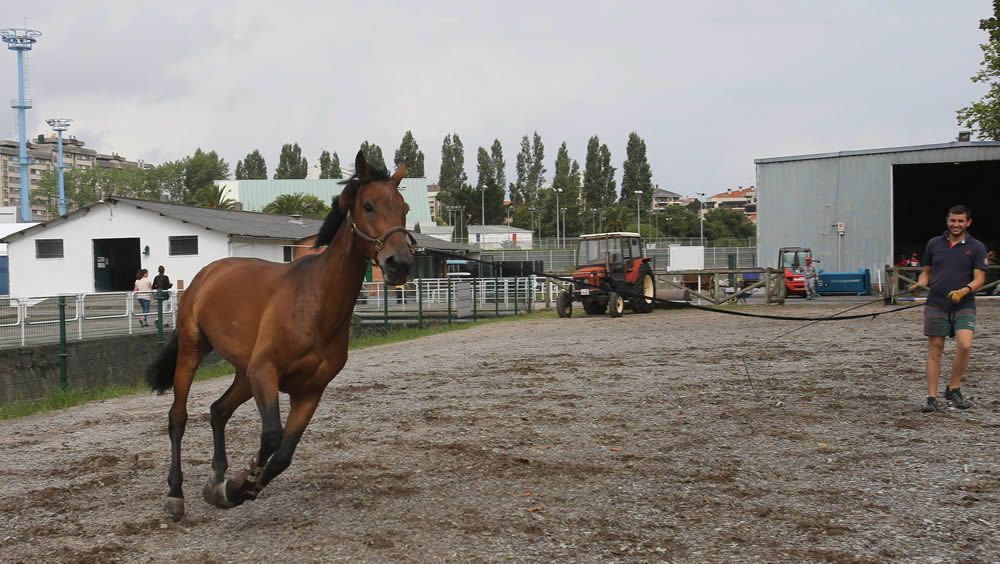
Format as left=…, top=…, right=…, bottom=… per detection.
left=0, top=309, right=558, bottom=420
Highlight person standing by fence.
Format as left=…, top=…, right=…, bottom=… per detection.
left=134, top=269, right=153, bottom=327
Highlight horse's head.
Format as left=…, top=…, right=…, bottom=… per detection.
left=340, top=150, right=413, bottom=285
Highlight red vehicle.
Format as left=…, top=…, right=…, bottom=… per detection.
left=557, top=232, right=655, bottom=318
left=779, top=246, right=811, bottom=297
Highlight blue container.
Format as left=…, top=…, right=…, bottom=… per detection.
left=818, top=269, right=871, bottom=296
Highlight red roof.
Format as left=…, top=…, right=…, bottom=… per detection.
left=708, top=187, right=755, bottom=200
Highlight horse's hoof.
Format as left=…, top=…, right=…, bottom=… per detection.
left=204, top=479, right=236, bottom=509
left=202, top=476, right=220, bottom=505
left=164, top=496, right=185, bottom=520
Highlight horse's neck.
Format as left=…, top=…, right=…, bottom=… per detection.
left=315, top=221, right=368, bottom=315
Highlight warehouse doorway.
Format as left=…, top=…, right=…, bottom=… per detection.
left=892, top=161, right=1000, bottom=263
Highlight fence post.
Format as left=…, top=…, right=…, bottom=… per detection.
left=58, top=296, right=68, bottom=391
left=495, top=275, right=499, bottom=318
left=447, top=277, right=453, bottom=325
left=156, top=289, right=165, bottom=353
left=514, top=277, right=519, bottom=316
left=383, top=282, right=389, bottom=331
left=473, top=276, right=478, bottom=322
left=417, top=279, right=423, bottom=329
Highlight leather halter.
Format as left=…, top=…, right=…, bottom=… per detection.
left=349, top=215, right=417, bottom=264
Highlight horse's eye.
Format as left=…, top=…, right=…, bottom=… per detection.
left=363, top=202, right=375, bottom=213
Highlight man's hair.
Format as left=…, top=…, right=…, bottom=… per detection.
left=948, top=204, right=972, bottom=218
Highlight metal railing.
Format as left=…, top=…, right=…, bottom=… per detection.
left=0, top=291, right=177, bottom=349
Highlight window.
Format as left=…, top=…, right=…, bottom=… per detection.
left=283, top=246, right=294, bottom=262
left=36, top=239, right=64, bottom=259
left=169, top=235, right=198, bottom=256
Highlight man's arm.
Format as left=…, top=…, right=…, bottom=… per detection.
left=917, top=265, right=932, bottom=288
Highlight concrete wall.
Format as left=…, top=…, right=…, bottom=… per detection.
left=0, top=333, right=226, bottom=405
left=756, top=143, right=1000, bottom=272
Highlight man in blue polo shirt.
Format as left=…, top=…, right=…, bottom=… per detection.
left=912, top=204, right=987, bottom=412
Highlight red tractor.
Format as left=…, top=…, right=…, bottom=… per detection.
left=556, top=232, right=656, bottom=318
left=778, top=246, right=811, bottom=297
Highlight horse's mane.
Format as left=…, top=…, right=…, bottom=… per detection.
left=313, top=163, right=391, bottom=248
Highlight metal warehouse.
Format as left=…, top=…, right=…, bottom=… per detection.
left=755, top=140, right=1000, bottom=273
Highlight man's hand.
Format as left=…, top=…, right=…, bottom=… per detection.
left=947, top=287, right=971, bottom=304
left=908, top=284, right=928, bottom=296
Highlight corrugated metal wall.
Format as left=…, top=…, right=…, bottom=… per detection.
left=756, top=143, right=1000, bottom=272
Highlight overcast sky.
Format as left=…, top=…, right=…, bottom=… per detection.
left=1, top=1, right=991, bottom=198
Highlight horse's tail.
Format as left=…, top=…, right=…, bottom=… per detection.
left=147, top=333, right=179, bottom=394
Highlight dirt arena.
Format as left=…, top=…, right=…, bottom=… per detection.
left=1, top=302, right=999, bottom=563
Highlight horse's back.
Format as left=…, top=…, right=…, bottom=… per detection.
left=179, top=257, right=298, bottom=366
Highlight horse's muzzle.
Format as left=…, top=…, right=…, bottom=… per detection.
left=381, top=251, right=412, bottom=286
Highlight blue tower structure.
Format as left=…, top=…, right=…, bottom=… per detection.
left=1, top=28, right=42, bottom=222
left=46, top=118, right=71, bottom=216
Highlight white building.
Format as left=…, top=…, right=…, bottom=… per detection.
left=468, top=225, right=533, bottom=249
left=0, top=197, right=324, bottom=297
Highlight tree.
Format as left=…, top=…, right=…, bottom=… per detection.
left=300, top=194, right=331, bottom=219
left=509, top=132, right=546, bottom=230
left=34, top=166, right=151, bottom=216
left=958, top=1, right=1000, bottom=139
left=394, top=131, right=425, bottom=177
left=184, top=148, right=230, bottom=201
left=621, top=132, right=653, bottom=207
left=359, top=141, right=386, bottom=171
left=659, top=205, right=699, bottom=237
left=263, top=193, right=306, bottom=215
left=548, top=142, right=582, bottom=238
left=236, top=149, right=267, bottom=179
left=192, top=184, right=237, bottom=209
left=597, top=144, right=617, bottom=208
left=437, top=133, right=473, bottom=238
left=319, top=150, right=342, bottom=179
left=474, top=141, right=506, bottom=225
left=275, top=143, right=308, bottom=179
left=703, top=207, right=756, bottom=240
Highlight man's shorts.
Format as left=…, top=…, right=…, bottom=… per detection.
left=924, top=304, right=976, bottom=337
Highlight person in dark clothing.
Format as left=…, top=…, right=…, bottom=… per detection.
left=911, top=205, right=987, bottom=412
left=152, top=265, right=172, bottom=293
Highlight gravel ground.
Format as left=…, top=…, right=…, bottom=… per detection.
left=1, top=301, right=999, bottom=563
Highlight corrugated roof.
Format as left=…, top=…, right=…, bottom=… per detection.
left=754, top=141, right=1000, bottom=164
left=467, top=225, right=532, bottom=235
left=112, top=197, right=324, bottom=239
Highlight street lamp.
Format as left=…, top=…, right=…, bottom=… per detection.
left=560, top=207, right=567, bottom=246
left=590, top=208, right=597, bottom=233
left=696, top=192, right=706, bottom=246
left=554, top=188, right=562, bottom=248
left=529, top=206, right=538, bottom=244
left=634, top=190, right=642, bottom=236
left=46, top=118, right=72, bottom=216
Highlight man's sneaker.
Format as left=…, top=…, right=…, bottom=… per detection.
left=945, top=387, right=972, bottom=409
left=921, top=397, right=940, bottom=413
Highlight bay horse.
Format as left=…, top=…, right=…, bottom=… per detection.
left=147, top=150, right=413, bottom=519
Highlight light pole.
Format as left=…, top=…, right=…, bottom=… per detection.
left=696, top=192, right=706, bottom=246
left=2, top=28, right=42, bottom=222
left=560, top=208, right=567, bottom=246
left=634, top=190, right=642, bottom=236
left=529, top=207, right=538, bottom=243
left=554, top=188, right=562, bottom=248
left=590, top=208, right=597, bottom=233
left=46, top=118, right=72, bottom=216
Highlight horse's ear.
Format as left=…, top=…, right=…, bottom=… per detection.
left=390, top=162, right=406, bottom=186
left=354, top=150, right=370, bottom=179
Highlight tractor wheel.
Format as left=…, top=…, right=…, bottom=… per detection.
left=556, top=291, right=573, bottom=318
left=583, top=299, right=605, bottom=315
left=631, top=269, right=656, bottom=313
left=608, top=291, right=624, bottom=318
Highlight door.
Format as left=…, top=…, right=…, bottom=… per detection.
left=93, top=238, right=141, bottom=292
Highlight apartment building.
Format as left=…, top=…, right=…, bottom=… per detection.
left=0, top=134, right=144, bottom=221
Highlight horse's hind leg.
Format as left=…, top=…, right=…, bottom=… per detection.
left=201, top=370, right=251, bottom=506
left=164, top=333, right=209, bottom=519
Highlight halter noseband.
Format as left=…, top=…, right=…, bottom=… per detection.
left=349, top=214, right=417, bottom=263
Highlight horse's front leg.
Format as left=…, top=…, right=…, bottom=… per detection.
left=224, top=392, right=322, bottom=505
left=164, top=350, right=201, bottom=520
left=201, top=372, right=251, bottom=506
